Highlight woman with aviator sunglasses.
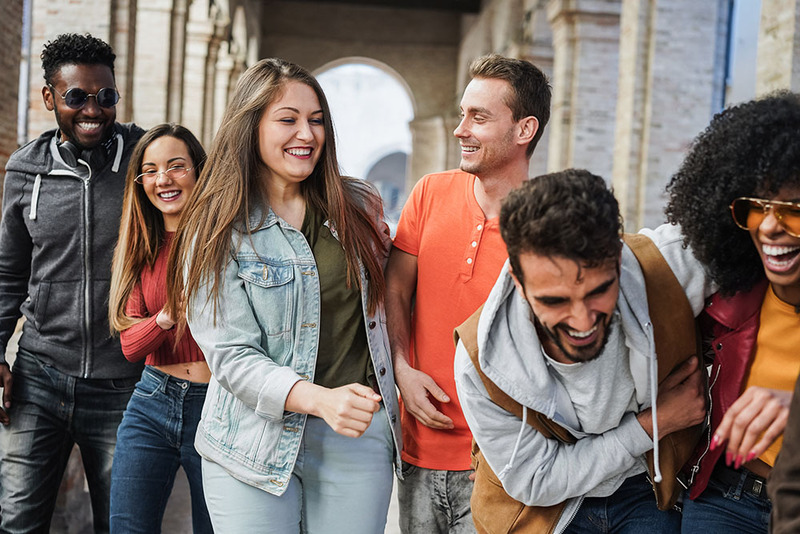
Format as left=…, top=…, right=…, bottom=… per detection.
left=107, top=123, right=213, bottom=533
left=666, top=91, right=800, bottom=533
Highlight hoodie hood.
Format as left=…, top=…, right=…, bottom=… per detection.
left=6, top=123, right=138, bottom=176
left=477, top=241, right=657, bottom=437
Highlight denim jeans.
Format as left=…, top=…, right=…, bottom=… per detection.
left=0, top=349, right=136, bottom=534
left=681, top=472, right=771, bottom=533
left=397, top=462, right=476, bottom=534
left=565, top=473, right=681, bottom=533
left=202, top=407, right=394, bottom=533
left=109, top=366, right=212, bottom=533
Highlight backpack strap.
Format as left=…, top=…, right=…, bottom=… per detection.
left=622, top=233, right=703, bottom=510
left=622, top=233, right=700, bottom=380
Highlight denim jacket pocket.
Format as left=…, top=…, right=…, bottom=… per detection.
left=236, top=258, right=295, bottom=365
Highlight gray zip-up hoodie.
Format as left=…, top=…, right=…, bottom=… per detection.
left=0, top=123, right=144, bottom=379
left=454, top=223, right=714, bottom=533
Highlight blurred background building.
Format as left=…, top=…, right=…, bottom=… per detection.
left=0, top=0, right=798, bottom=531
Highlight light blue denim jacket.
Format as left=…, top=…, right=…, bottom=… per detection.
left=188, top=198, right=402, bottom=496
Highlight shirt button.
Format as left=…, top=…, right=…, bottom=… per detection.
left=477, top=224, right=483, bottom=231
left=368, top=320, right=377, bottom=329
left=466, top=258, right=473, bottom=264
left=716, top=343, right=722, bottom=350
left=379, top=367, right=386, bottom=376
left=471, top=241, right=477, bottom=247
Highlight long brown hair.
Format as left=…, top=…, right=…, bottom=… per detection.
left=166, top=58, right=388, bottom=329
left=108, top=123, right=206, bottom=333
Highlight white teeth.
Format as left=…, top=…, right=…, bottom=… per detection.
left=159, top=191, right=179, bottom=199
left=763, top=244, right=800, bottom=256
left=77, top=122, right=100, bottom=131
left=461, top=146, right=479, bottom=152
left=286, top=148, right=311, bottom=156
left=566, top=325, right=597, bottom=339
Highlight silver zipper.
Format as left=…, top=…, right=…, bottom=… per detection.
left=80, top=160, right=92, bottom=378
left=685, top=363, right=721, bottom=488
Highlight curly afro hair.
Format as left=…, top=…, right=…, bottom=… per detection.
left=666, top=91, right=800, bottom=295
left=501, top=169, right=623, bottom=282
left=41, top=33, right=115, bottom=85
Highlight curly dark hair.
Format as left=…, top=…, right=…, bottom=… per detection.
left=500, top=169, right=623, bottom=282
left=666, top=91, right=800, bottom=295
left=41, top=33, right=115, bottom=85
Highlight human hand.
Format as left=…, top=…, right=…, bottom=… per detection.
left=711, top=386, right=791, bottom=469
left=394, top=362, right=454, bottom=429
left=155, top=308, right=177, bottom=330
left=0, top=362, right=12, bottom=425
left=316, top=383, right=382, bottom=438
left=637, top=356, right=705, bottom=438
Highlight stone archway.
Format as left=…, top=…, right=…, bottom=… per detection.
left=315, top=58, right=414, bottom=209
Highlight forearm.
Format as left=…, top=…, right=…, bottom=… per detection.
left=120, top=314, right=170, bottom=362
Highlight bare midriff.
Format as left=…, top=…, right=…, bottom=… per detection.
left=155, top=360, right=212, bottom=383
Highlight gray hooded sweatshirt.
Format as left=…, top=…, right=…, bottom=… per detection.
left=0, top=123, right=144, bottom=378
left=454, top=223, right=714, bottom=533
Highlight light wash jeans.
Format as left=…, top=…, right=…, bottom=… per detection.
left=110, top=366, right=212, bottom=533
left=202, top=406, right=394, bottom=533
left=0, top=349, right=136, bottom=534
left=397, top=462, right=476, bottom=534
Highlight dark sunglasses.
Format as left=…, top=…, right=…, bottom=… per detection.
left=48, top=84, right=119, bottom=110
left=730, top=197, right=800, bottom=238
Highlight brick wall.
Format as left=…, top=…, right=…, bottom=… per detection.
left=0, top=0, right=23, bottom=192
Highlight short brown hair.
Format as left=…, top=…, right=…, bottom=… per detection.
left=469, top=54, right=551, bottom=157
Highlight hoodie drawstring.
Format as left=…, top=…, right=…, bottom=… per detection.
left=498, top=405, right=528, bottom=479
left=29, top=174, right=41, bottom=220
left=111, top=132, right=123, bottom=173
left=645, top=321, right=662, bottom=483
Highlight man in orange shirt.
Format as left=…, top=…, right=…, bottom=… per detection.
left=385, top=54, right=551, bottom=533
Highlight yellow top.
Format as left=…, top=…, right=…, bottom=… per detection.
left=743, top=285, right=800, bottom=466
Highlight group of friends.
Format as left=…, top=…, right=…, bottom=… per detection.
left=0, top=31, right=799, bottom=534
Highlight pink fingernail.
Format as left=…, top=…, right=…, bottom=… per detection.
left=726, top=452, right=733, bottom=466
left=746, top=451, right=756, bottom=463
left=734, top=455, right=743, bottom=470
left=710, top=435, right=719, bottom=451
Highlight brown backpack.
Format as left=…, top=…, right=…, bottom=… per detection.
left=454, top=234, right=704, bottom=534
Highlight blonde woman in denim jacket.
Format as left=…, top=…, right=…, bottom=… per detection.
left=165, top=58, right=402, bottom=533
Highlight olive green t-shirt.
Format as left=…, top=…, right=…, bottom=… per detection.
left=301, top=204, right=372, bottom=389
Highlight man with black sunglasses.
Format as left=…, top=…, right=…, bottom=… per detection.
left=0, top=33, right=144, bottom=533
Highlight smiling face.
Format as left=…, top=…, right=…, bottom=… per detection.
left=511, top=252, right=620, bottom=364
left=748, top=184, right=800, bottom=305
left=257, top=81, right=325, bottom=191
left=139, top=136, right=197, bottom=231
left=454, top=77, right=522, bottom=177
left=42, top=63, right=116, bottom=150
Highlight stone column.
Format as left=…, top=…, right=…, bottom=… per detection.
left=132, top=0, right=173, bottom=127
left=546, top=0, right=622, bottom=181
left=109, top=0, right=137, bottom=122
left=167, top=0, right=189, bottom=123
left=519, top=0, right=554, bottom=178
left=757, top=0, right=800, bottom=94
left=407, top=116, right=450, bottom=192
left=183, top=0, right=214, bottom=143
left=612, top=0, right=727, bottom=229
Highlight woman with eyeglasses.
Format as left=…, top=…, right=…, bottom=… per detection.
left=164, top=58, right=401, bottom=533
left=108, top=123, right=213, bottom=533
left=666, top=91, right=800, bottom=533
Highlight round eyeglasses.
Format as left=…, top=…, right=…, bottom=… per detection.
left=730, top=197, right=800, bottom=238
left=48, top=84, right=119, bottom=110
left=135, top=165, right=194, bottom=184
